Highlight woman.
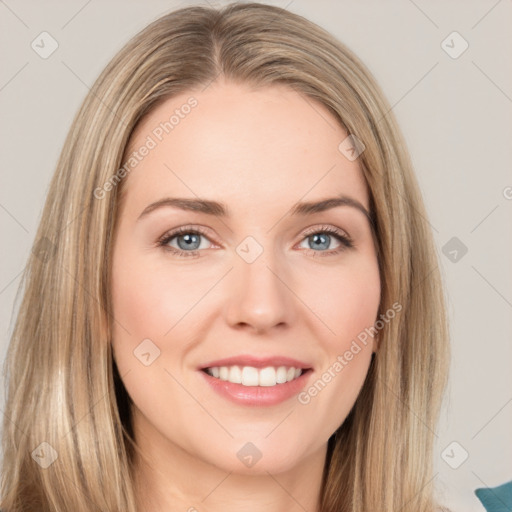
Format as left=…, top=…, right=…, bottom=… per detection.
left=1, top=3, right=450, bottom=511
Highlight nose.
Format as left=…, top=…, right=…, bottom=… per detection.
left=223, top=251, right=296, bottom=334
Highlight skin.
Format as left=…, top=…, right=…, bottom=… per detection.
left=111, top=79, right=381, bottom=512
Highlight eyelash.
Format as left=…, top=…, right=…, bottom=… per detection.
left=157, top=224, right=354, bottom=259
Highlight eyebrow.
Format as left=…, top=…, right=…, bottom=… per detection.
left=137, top=194, right=373, bottom=225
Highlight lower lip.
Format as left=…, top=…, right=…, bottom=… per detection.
left=199, top=369, right=313, bottom=406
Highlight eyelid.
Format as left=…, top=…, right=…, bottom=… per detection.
left=158, top=223, right=352, bottom=243
left=156, top=224, right=219, bottom=247
left=157, top=223, right=354, bottom=257
left=295, top=224, right=354, bottom=254
left=299, top=223, right=352, bottom=241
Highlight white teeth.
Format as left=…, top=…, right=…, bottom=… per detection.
left=259, top=367, right=276, bottom=387
left=242, top=367, right=259, bottom=386
left=205, top=365, right=304, bottom=386
left=229, top=365, right=242, bottom=384
left=276, top=366, right=287, bottom=384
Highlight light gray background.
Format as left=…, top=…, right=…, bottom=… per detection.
left=1, top=1, right=511, bottom=511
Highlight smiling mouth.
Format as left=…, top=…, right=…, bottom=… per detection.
left=202, top=365, right=311, bottom=387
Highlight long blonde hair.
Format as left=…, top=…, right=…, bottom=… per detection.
left=1, top=3, right=450, bottom=511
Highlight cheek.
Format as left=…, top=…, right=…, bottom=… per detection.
left=112, top=273, right=167, bottom=339
left=109, top=254, right=195, bottom=420
left=300, top=256, right=381, bottom=345
left=111, top=253, right=200, bottom=342
left=295, top=257, right=380, bottom=422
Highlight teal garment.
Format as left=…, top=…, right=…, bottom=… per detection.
left=475, top=480, right=512, bottom=512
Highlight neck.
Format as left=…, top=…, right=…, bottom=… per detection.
left=132, top=411, right=327, bottom=512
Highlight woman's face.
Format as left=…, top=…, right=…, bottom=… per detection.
left=111, top=80, right=380, bottom=475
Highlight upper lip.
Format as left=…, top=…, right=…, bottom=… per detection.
left=199, top=355, right=313, bottom=370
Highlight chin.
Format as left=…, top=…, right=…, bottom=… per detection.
left=199, top=437, right=311, bottom=476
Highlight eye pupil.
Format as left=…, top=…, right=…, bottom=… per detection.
left=178, top=233, right=200, bottom=250
left=310, top=233, right=330, bottom=250
left=164, top=227, right=347, bottom=257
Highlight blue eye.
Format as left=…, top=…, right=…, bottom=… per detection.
left=158, top=226, right=211, bottom=258
left=158, top=224, right=353, bottom=258
left=298, top=225, right=354, bottom=256
left=171, top=232, right=202, bottom=251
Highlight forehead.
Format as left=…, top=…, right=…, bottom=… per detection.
left=121, top=81, right=369, bottom=215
